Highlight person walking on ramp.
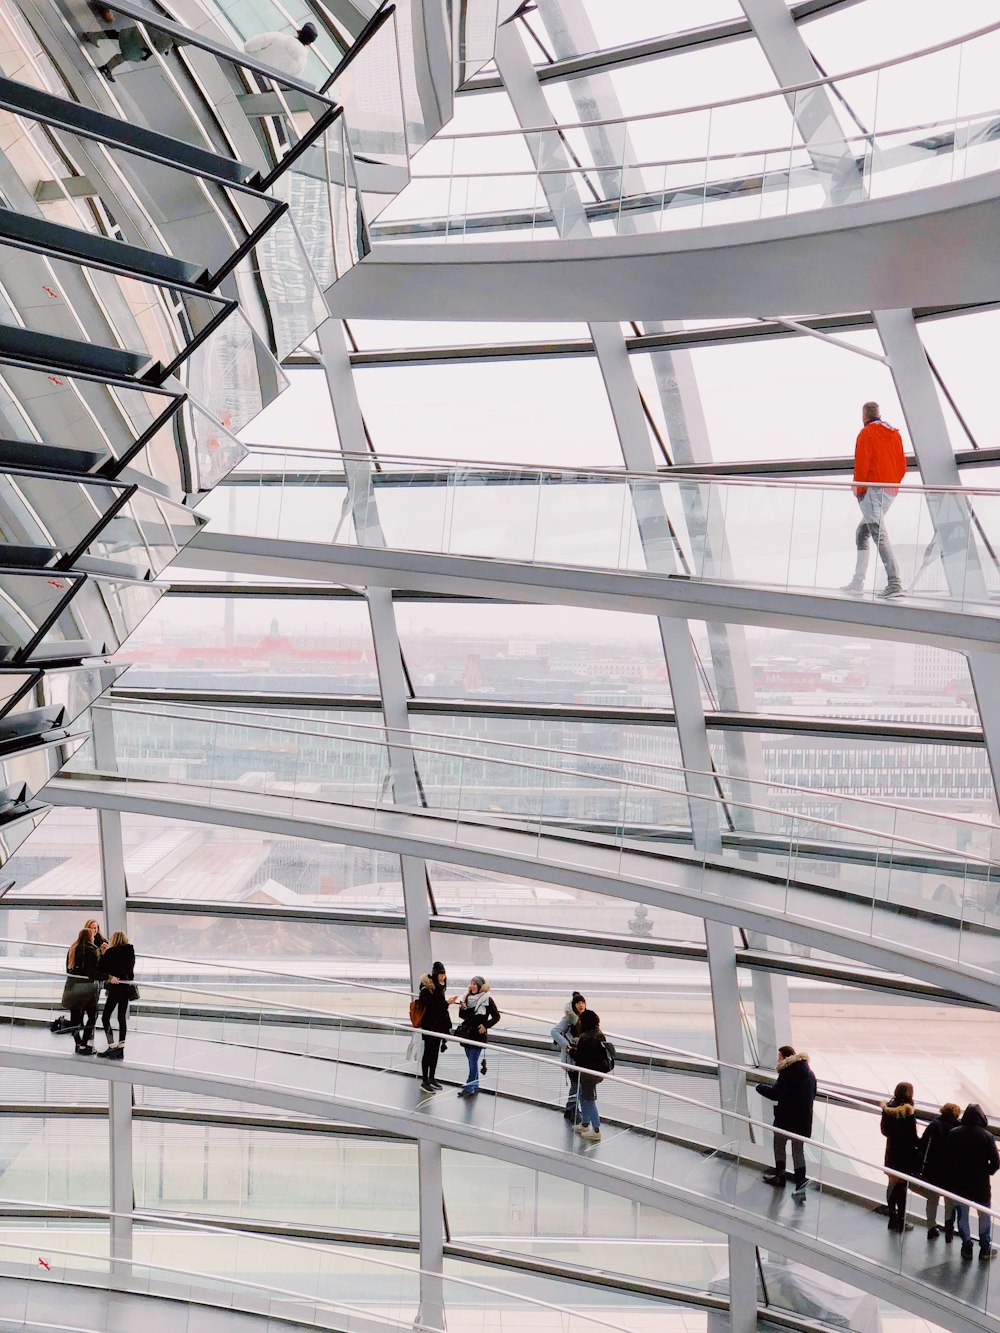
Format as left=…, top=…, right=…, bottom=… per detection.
left=842, top=401, right=906, bottom=599
left=757, top=1045, right=816, bottom=1202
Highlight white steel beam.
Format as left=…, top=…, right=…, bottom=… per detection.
left=91, top=704, right=133, bottom=1273
left=315, top=316, right=441, bottom=1313
left=495, top=21, right=750, bottom=1126
left=47, top=776, right=1000, bottom=1010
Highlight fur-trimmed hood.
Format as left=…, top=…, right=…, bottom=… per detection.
left=419, top=973, right=442, bottom=991
left=881, top=1100, right=916, bottom=1118
left=776, top=1051, right=810, bottom=1073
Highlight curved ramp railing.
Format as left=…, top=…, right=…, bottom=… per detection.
left=376, top=20, right=1000, bottom=239
left=0, top=1198, right=660, bottom=1333
left=2, top=965, right=1000, bottom=1330
left=208, top=447, right=1000, bottom=611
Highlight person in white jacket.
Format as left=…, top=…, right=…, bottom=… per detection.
left=551, top=990, right=586, bottom=1121
left=243, top=23, right=317, bottom=79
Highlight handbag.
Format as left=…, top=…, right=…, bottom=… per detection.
left=61, top=976, right=99, bottom=1010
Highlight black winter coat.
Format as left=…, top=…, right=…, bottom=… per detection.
left=66, top=943, right=102, bottom=980
left=919, top=1110, right=961, bottom=1188
left=573, top=1028, right=608, bottom=1101
left=881, top=1101, right=919, bottom=1173
left=418, top=975, right=452, bottom=1035
left=756, top=1052, right=817, bottom=1138
left=945, top=1105, right=1000, bottom=1205
left=101, top=943, right=136, bottom=991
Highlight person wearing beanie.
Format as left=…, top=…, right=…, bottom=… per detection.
left=416, top=962, right=456, bottom=1092
left=456, top=976, right=500, bottom=1097
left=881, top=1081, right=920, bottom=1232
left=243, top=22, right=318, bottom=79
left=551, top=991, right=587, bottom=1121
left=919, top=1102, right=961, bottom=1240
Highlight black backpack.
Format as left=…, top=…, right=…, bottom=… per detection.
left=594, top=1038, right=616, bottom=1074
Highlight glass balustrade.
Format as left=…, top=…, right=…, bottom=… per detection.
left=0, top=959, right=997, bottom=1320
left=213, top=453, right=1000, bottom=615
left=0, top=933, right=921, bottom=1174
left=374, top=21, right=1000, bottom=241
left=67, top=702, right=1000, bottom=983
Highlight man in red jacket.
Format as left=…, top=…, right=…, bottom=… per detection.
left=843, top=401, right=906, bottom=598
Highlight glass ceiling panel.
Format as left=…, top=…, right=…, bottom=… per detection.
left=704, top=623, right=978, bottom=724
left=539, top=0, right=746, bottom=53
left=116, top=810, right=404, bottom=912
left=803, top=0, right=1000, bottom=70
left=542, top=28, right=781, bottom=120
left=393, top=602, right=683, bottom=707
left=352, top=359, right=634, bottom=467
left=119, top=596, right=380, bottom=696
left=632, top=335, right=909, bottom=464
left=424, top=861, right=705, bottom=944
left=1, top=805, right=100, bottom=900
left=241, top=368, right=340, bottom=453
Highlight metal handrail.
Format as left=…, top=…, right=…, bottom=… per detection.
left=0, top=935, right=891, bottom=1116
left=91, top=697, right=1000, bottom=858
left=432, top=18, right=1000, bottom=139
left=0, top=1200, right=642, bottom=1333
left=236, top=444, right=1000, bottom=497
left=5, top=959, right=1000, bottom=1228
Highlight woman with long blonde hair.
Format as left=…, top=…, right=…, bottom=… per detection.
left=98, top=930, right=136, bottom=1061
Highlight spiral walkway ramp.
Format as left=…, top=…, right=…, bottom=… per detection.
left=2, top=2, right=1000, bottom=1333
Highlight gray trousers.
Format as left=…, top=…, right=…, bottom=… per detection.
left=774, top=1132, right=806, bottom=1174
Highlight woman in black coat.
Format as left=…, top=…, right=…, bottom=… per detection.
left=572, top=1009, right=609, bottom=1143
left=62, top=926, right=102, bottom=1055
left=98, top=931, right=136, bottom=1061
left=881, top=1081, right=920, bottom=1231
left=919, top=1102, right=961, bottom=1239
left=417, top=962, right=456, bottom=1093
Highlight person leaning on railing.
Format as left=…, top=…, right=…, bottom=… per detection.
left=62, top=926, right=103, bottom=1056
left=945, top=1104, right=999, bottom=1261
left=98, top=931, right=137, bottom=1062
left=881, top=1081, right=919, bottom=1232
left=757, top=1045, right=816, bottom=1202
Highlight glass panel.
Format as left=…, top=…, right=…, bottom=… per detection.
left=119, top=596, right=380, bottom=695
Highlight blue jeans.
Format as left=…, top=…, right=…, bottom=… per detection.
left=462, top=1044, right=480, bottom=1091
left=564, top=1069, right=579, bottom=1115
left=579, top=1097, right=600, bottom=1131
left=956, top=1203, right=992, bottom=1249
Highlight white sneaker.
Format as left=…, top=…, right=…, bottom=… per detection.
left=791, top=1184, right=808, bottom=1202
left=579, top=1128, right=601, bottom=1142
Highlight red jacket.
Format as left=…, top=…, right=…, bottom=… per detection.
left=854, top=421, right=906, bottom=498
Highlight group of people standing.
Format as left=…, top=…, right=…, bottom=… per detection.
left=413, top=970, right=614, bottom=1141
left=414, top=963, right=500, bottom=1096
left=880, top=1084, right=999, bottom=1260
left=59, top=919, right=136, bottom=1060
left=755, top=1048, right=1000, bottom=1261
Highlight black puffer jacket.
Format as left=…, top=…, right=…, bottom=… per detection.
left=919, top=1107, right=961, bottom=1188
left=756, top=1052, right=817, bottom=1138
left=417, top=974, right=452, bottom=1035
left=574, top=1027, right=609, bottom=1100
left=881, top=1099, right=919, bottom=1174
left=945, top=1104, right=1000, bottom=1205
